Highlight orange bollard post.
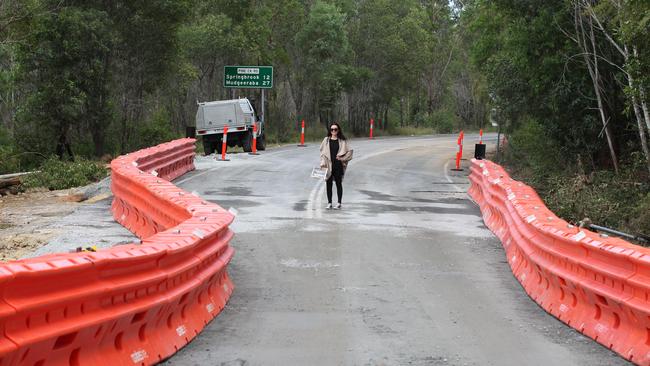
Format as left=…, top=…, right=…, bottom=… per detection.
left=249, top=123, right=260, bottom=155
left=369, top=118, right=374, bottom=139
left=219, top=125, right=230, bottom=161
left=451, top=131, right=463, bottom=171
left=475, top=128, right=486, bottom=160
left=459, top=130, right=464, bottom=161
left=298, top=119, right=306, bottom=147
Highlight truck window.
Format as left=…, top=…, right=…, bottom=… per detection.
left=240, top=101, right=253, bottom=114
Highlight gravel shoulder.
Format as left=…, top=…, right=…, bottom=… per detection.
left=0, top=177, right=136, bottom=259
left=0, top=189, right=79, bottom=260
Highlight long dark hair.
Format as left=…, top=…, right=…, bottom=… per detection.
left=327, top=122, right=347, bottom=140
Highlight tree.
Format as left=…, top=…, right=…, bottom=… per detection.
left=569, top=1, right=620, bottom=173
left=296, top=1, right=351, bottom=125
left=14, top=6, right=113, bottom=159
left=585, top=0, right=650, bottom=173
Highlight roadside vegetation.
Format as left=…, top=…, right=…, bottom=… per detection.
left=471, top=1, right=650, bottom=236
left=21, top=158, right=108, bottom=191
left=0, top=0, right=484, bottom=178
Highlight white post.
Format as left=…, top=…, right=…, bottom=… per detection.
left=261, top=89, right=265, bottom=125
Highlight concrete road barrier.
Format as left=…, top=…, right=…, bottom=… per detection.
left=469, top=158, right=650, bottom=365
left=0, top=138, right=235, bottom=365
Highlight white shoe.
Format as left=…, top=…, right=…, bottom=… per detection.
left=326, top=203, right=333, bottom=210
left=335, top=203, right=342, bottom=210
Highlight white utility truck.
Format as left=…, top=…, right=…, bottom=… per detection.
left=193, top=98, right=265, bottom=155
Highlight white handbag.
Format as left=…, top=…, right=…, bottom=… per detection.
left=310, top=167, right=327, bottom=180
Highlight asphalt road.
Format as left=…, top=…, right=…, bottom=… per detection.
left=160, top=134, right=630, bottom=366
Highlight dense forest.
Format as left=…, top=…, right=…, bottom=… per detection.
left=0, top=0, right=483, bottom=168
left=0, top=1, right=649, bottom=232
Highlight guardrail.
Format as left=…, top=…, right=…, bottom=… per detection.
left=0, top=138, right=235, bottom=365
left=469, top=159, right=650, bottom=365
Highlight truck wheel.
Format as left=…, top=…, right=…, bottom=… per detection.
left=242, top=130, right=253, bottom=152
left=257, top=134, right=267, bottom=151
left=202, top=136, right=215, bottom=155
left=215, top=135, right=223, bottom=155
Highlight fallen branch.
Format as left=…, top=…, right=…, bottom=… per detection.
left=0, top=171, right=39, bottom=180
left=0, top=177, right=21, bottom=189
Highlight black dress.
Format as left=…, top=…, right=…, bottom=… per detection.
left=329, top=139, right=344, bottom=179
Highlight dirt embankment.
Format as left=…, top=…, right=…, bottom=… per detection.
left=0, top=190, right=79, bottom=260
left=0, top=181, right=112, bottom=260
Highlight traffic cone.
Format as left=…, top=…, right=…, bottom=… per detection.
left=249, top=123, right=260, bottom=155
left=298, top=119, right=306, bottom=147
left=451, top=131, right=463, bottom=171
left=218, top=125, right=230, bottom=161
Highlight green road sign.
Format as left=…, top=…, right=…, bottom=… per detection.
left=224, top=66, right=273, bottom=89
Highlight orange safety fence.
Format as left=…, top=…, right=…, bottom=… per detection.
left=469, top=159, right=650, bottom=365
left=0, top=138, right=235, bottom=365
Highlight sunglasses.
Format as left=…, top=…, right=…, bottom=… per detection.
left=330, top=128, right=338, bottom=131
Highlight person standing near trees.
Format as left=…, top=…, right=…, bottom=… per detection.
left=319, top=122, right=353, bottom=209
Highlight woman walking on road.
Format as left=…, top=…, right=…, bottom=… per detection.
left=320, top=122, right=353, bottom=209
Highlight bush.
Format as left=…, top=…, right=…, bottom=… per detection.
left=0, top=145, right=21, bottom=174
left=540, top=169, right=649, bottom=233
left=629, top=193, right=650, bottom=236
left=505, top=118, right=563, bottom=176
left=412, top=112, right=432, bottom=128
left=23, top=157, right=108, bottom=190
left=430, top=109, right=455, bottom=133
left=0, top=126, right=42, bottom=174
left=133, top=109, right=180, bottom=150
left=505, top=159, right=650, bottom=239
left=501, top=118, right=650, bottom=240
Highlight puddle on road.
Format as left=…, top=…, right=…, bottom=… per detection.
left=293, top=200, right=308, bottom=211
left=408, top=196, right=467, bottom=204
left=358, top=190, right=397, bottom=202
left=204, top=186, right=267, bottom=197
left=360, top=202, right=476, bottom=215
left=207, top=199, right=261, bottom=208
left=358, top=189, right=468, bottom=204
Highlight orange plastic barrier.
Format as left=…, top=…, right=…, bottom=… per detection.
left=469, top=159, right=650, bottom=365
left=0, top=138, right=235, bottom=365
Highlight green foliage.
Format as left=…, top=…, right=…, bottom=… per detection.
left=431, top=109, right=456, bottom=134
left=296, top=1, right=353, bottom=122
left=413, top=112, right=431, bottom=128
left=23, top=157, right=108, bottom=190
left=14, top=6, right=114, bottom=156
left=134, top=109, right=180, bottom=150
left=0, top=146, right=20, bottom=175
left=0, top=125, right=10, bottom=146
left=463, top=0, right=650, bottom=236
left=1, top=0, right=488, bottom=168
left=629, top=193, right=650, bottom=236
left=296, top=2, right=349, bottom=62
left=0, top=126, right=20, bottom=174
left=596, top=0, right=650, bottom=100
left=386, top=126, right=433, bottom=137
left=540, top=169, right=650, bottom=235
left=465, top=0, right=619, bottom=167
left=505, top=118, right=563, bottom=177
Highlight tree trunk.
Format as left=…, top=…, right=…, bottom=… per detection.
left=575, top=4, right=619, bottom=173
left=640, top=87, right=650, bottom=133
left=400, top=97, right=404, bottom=127
left=625, top=46, right=650, bottom=173
left=585, top=1, right=650, bottom=172
left=631, top=96, right=650, bottom=174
